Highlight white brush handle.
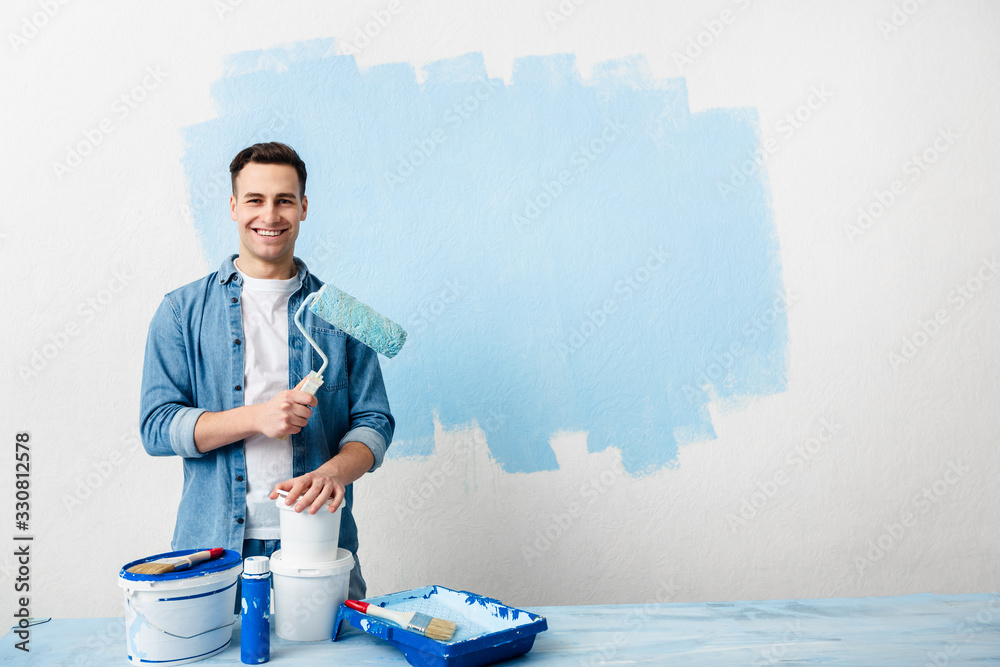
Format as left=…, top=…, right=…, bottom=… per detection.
left=358, top=604, right=415, bottom=628
left=277, top=371, right=323, bottom=441
left=161, top=548, right=224, bottom=571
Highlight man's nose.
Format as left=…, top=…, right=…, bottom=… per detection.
left=263, top=202, right=280, bottom=222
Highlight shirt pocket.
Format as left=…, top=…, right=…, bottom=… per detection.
left=309, top=326, right=348, bottom=392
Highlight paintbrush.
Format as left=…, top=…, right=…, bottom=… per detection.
left=345, top=599, right=457, bottom=641
left=127, top=548, right=225, bottom=575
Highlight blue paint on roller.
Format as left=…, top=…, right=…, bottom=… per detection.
left=181, top=42, right=787, bottom=475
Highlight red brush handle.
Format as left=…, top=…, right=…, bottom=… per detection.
left=345, top=599, right=370, bottom=613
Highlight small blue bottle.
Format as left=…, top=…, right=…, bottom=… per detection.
left=241, top=556, right=271, bottom=664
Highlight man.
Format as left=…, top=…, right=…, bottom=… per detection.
left=140, top=142, right=393, bottom=599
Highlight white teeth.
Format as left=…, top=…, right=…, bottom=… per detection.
left=256, top=229, right=282, bottom=237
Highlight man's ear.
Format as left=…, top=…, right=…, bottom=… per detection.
left=300, top=195, right=308, bottom=220
left=230, top=193, right=238, bottom=221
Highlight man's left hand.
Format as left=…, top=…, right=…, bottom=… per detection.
left=270, top=470, right=345, bottom=515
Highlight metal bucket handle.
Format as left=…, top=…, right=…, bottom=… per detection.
left=125, top=592, right=236, bottom=640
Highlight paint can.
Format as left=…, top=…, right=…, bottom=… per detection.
left=275, top=495, right=342, bottom=563
left=270, top=548, right=354, bottom=641
left=118, top=549, right=242, bottom=665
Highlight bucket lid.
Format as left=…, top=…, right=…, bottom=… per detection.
left=275, top=495, right=338, bottom=512
left=270, top=548, right=354, bottom=577
left=119, top=549, right=243, bottom=583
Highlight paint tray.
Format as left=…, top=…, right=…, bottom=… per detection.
left=334, top=585, right=547, bottom=667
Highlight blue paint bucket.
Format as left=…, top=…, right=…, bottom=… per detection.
left=118, top=549, right=242, bottom=665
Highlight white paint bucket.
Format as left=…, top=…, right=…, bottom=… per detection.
left=118, top=549, right=242, bottom=665
left=270, top=548, right=354, bottom=641
left=275, top=495, right=342, bottom=563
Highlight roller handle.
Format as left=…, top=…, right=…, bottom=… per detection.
left=277, top=371, right=323, bottom=441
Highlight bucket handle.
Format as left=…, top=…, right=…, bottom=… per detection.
left=126, top=595, right=236, bottom=640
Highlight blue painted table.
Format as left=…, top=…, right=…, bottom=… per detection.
left=3, top=593, right=999, bottom=665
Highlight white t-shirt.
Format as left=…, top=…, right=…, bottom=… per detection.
left=235, top=260, right=300, bottom=539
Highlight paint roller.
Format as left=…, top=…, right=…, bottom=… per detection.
left=278, top=284, right=406, bottom=439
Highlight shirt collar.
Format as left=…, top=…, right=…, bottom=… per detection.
left=218, top=254, right=310, bottom=285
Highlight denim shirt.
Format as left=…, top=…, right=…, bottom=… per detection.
left=140, top=254, right=394, bottom=563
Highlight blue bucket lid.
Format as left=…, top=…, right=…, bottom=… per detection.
left=119, top=548, right=242, bottom=582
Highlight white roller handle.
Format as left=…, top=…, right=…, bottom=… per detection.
left=277, top=371, right=323, bottom=441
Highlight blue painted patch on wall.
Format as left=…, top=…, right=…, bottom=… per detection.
left=182, top=41, right=788, bottom=475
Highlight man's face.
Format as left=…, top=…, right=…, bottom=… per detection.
left=230, top=162, right=307, bottom=276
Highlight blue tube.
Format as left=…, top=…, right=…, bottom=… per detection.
left=241, top=557, right=271, bottom=664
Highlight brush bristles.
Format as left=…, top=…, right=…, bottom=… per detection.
left=424, top=617, right=457, bottom=642
left=127, top=562, right=175, bottom=575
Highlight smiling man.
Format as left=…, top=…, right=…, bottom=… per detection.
left=140, top=142, right=394, bottom=599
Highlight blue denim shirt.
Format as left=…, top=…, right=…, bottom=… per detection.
left=140, top=255, right=394, bottom=571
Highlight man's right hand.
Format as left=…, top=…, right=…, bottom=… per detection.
left=253, top=378, right=318, bottom=439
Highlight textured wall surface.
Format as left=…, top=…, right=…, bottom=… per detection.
left=182, top=45, right=787, bottom=475
left=2, top=0, right=999, bottom=620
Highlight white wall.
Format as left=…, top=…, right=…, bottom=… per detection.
left=2, top=0, right=998, bottom=619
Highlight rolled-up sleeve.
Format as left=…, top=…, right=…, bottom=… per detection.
left=140, top=296, right=208, bottom=459
left=342, top=337, right=395, bottom=471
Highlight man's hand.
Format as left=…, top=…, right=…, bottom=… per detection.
left=253, top=377, right=317, bottom=439
left=269, top=442, right=376, bottom=514
left=270, top=470, right=346, bottom=515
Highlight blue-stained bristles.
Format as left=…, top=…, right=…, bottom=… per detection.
left=309, top=284, right=407, bottom=358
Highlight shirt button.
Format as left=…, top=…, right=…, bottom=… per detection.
left=237, top=518, right=244, bottom=524
left=231, top=297, right=238, bottom=303
left=234, top=338, right=241, bottom=345
left=236, top=475, right=244, bottom=482
left=235, top=385, right=242, bottom=391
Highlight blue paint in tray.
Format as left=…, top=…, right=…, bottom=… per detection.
left=334, top=585, right=548, bottom=667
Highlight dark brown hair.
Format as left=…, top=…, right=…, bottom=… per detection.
left=229, top=142, right=307, bottom=198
